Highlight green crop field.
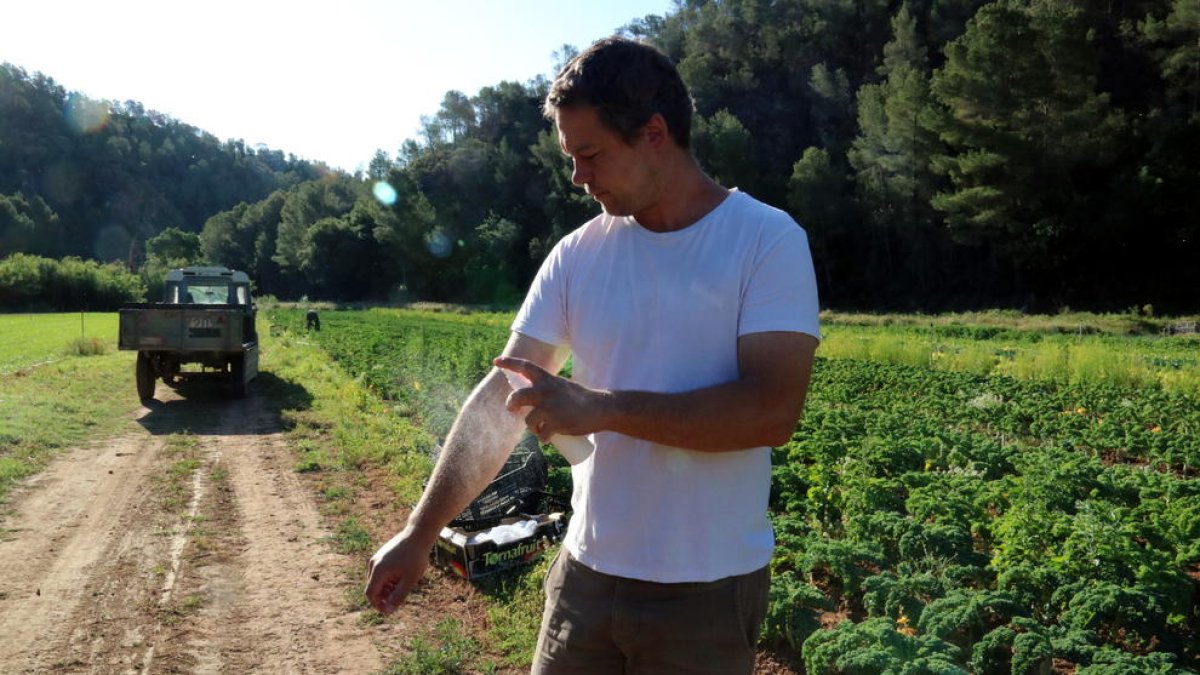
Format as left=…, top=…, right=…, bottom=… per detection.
left=269, top=308, right=1200, bottom=672
left=4, top=307, right=1189, bottom=670
left=0, top=312, right=119, bottom=374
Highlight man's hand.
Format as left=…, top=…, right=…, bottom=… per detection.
left=363, top=526, right=436, bottom=614
left=494, top=356, right=605, bottom=443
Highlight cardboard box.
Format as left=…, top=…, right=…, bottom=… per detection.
left=433, top=513, right=566, bottom=580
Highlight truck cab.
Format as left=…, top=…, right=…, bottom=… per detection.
left=164, top=267, right=253, bottom=306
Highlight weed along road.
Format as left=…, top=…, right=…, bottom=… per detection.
left=0, top=382, right=395, bottom=673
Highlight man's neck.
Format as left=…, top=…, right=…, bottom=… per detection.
left=633, top=159, right=729, bottom=233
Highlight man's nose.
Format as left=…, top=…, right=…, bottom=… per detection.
left=571, top=160, right=590, bottom=187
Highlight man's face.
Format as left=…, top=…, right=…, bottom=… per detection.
left=555, top=105, right=654, bottom=217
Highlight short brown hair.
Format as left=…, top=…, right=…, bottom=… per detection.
left=544, top=37, right=694, bottom=149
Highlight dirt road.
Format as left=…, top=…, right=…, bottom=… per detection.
left=0, top=383, right=454, bottom=674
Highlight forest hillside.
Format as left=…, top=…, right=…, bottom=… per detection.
left=2, top=0, right=1197, bottom=312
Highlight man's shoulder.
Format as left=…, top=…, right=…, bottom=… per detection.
left=726, top=190, right=795, bottom=220
left=719, top=191, right=806, bottom=240
left=559, top=212, right=621, bottom=249
left=534, top=213, right=617, bottom=274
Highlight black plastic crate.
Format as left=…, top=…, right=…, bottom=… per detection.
left=449, top=434, right=548, bottom=531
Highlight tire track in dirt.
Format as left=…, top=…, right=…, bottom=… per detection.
left=155, top=392, right=388, bottom=673
left=0, top=431, right=170, bottom=673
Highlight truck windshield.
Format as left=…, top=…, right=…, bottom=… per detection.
left=182, top=283, right=241, bottom=305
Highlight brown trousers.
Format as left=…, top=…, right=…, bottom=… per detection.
left=532, top=549, right=770, bottom=674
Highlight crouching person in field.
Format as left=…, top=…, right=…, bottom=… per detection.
left=365, top=37, right=820, bottom=674
left=305, top=309, right=320, bottom=331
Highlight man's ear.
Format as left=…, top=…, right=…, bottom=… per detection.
left=641, top=113, right=669, bottom=149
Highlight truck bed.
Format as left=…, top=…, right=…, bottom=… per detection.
left=119, top=304, right=256, bottom=353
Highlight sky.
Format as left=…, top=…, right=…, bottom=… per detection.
left=2, top=0, right=677, bottom=173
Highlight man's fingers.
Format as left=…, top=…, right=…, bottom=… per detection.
left=534, top=420, right=554, bottom=443
left=525, top=413, right=554, bottom=442
left=365, top=574, right=413, bottom=615
left=494, top=356, right=549, bottom=383
left=383, top=579, right=414, bottom=613
left=508, top=387, right=542, bottom=412
left=364, top=575, right=387, bottom=612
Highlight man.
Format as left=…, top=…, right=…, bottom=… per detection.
left=365, top=37, right=820, bottom=674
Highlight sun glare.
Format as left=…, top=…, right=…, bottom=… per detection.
left=372, top=181, right=398, bottom=205
left=64, top=94, right=110, bottom=134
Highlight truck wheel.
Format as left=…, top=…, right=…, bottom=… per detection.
left=136, top=352, right=155, bottom=401
left=229, top=354, right=246, bottom=398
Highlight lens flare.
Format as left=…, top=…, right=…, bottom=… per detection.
left=372, top=181, right=397, bottom=205
left=64, top=94, right=110, bottom=134
left=425, top=229, right=452, bottom=258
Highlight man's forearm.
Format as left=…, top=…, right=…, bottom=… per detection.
left=595, top=376, right=806, bottom=452
left=496, top=332, right=818, bottom=453
left=404, top=370, right=526, bottom=540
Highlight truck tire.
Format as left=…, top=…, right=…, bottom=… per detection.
left=136, top=352, right=155, bottom=401
left=229, top=354, right=246, bottom=398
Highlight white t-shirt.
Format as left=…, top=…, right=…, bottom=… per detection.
left=512, top=190, right=820, bottom=582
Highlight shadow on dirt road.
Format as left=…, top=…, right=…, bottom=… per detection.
left=136, top=371, right=313, bottom=436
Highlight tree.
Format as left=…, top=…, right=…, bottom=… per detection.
left=0, top=254, right=143, bottom=310
left=145, top=226, right=202, bottom=264
left=849, top=4, right=946, bottom=301
left=367, top=149, right=393, bottom=180
left=927, top=0, right=1124, bottom=301
left=304, top=215, right=381, bottom=300
left=808, top=63, right=854, bottom=155
left=1140, top=0, right=1200, bottom=122
left=6, top=0, right=1198, bottom=310
left=199, top=202, right=251, bottom=270
left=0, top=192, right=62, bottom=257
left=692, top=109, right=758, bottom=191
left=788, top=147, right=856, bottom=301
left=372, top=168, right=439, bottom=299
left=272, top=178, right=359, bottom=281
left=435, top=91, right=477, bottom=143
left=139, top=227, right=204, bottom=301
left=464, top=212, right=523, bottom=304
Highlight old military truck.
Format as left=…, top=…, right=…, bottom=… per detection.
left=118, top=267, right=259, bottom=400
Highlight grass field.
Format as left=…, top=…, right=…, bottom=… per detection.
left=0, top=312, right=119, bottom=374
left=0, top=312, right=135, bottom=504
left=820, top=309, right=1200, bottom=335
left=818, top=323, right=1200, bottom=397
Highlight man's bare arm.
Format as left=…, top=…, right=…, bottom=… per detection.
left=497, top=331, right=818, bottom=452
left=364, top=332, right=566, bottom=614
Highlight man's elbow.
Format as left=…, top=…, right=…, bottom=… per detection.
left=748, top=386, right=807, bottom=448
left=759, top=423, right=796, bottom=448
left=753, top=409, right=802, bottom=448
